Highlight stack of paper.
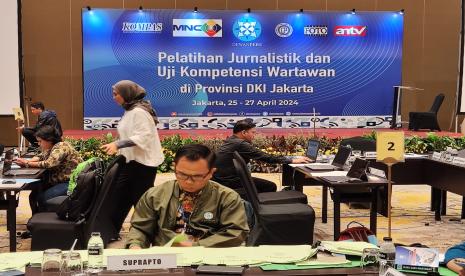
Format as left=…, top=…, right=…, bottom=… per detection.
left=0, top=251, right=43, bottom=272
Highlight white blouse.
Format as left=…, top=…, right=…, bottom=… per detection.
left=117, top=107, right=164, bottom=167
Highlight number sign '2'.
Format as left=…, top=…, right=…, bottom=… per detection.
left=376, top=132, right=405, bottom=163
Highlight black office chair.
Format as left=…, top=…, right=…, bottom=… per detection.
left=409, top=93, right=445, bottom=131
left=233, top=155, right=315, bottom=245
left=27, top=156, right=125, bottom=250
left=232, top=151, right=308, bottom=205
left=340, top=137, right=376, bottom=153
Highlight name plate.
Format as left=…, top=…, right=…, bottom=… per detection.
left=432, top=152, right=441, bottom=160
left=453, top=157, right=465, bottom=166
left=107, top=254, right=177, bottom=270
left=365, top=152, right=377, bottom=158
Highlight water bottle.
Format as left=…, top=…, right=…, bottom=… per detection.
left=87, top=232, right=104, bottom=273
left=379, top=237, right=396, bottom=275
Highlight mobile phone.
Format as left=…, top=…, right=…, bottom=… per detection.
left=196, top=265, right=245, bottom=275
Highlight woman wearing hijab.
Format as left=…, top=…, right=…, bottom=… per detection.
left=101, top=80, right=164, bottom=234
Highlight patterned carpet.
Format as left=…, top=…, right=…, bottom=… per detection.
left=1, top=173, right=464, bottom=253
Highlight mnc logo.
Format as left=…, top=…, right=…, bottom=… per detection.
left=173, top=19, right=222, bottom=37
left=233, top=16, right=262, bottom=42
left=334, top=26, right=367, bottom=36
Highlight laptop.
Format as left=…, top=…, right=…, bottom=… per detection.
left=305, top=145, right=352, bottom=171
left=320, top=158, right=369, bottom=183
left=286, top=139, right=320, bottom=162
left=2, top=149, right=41, bottom=176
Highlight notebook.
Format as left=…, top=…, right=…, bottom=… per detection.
left=2, top=149, right=40, bottom=176
left=305, top=145, right=351, bottom=171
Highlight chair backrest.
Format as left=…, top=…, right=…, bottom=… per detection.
left=0, top=144, right=4, bottom=156
left=429, top=93, right=445, bottom=113
left=84, top=155, right=126, bottom=246
left=233, top=152, right=260, bottom=212
left=340, top=137, right=376, bottom=152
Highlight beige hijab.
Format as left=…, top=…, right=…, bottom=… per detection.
left=113, top=80, right=159, bottom=124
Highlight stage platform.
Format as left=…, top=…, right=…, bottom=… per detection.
left=63, top=128, right=463, bottom=140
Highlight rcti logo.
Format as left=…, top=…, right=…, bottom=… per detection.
left=173, top=19, right=222, bottom=37
left=233, top=16, right=262, bottom=42
left=334, top=26, right=367, bottom=36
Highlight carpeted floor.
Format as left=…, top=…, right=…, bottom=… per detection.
left=1, top=173, right=464, bottom=253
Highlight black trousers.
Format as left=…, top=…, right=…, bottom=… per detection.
left=111, top=161, right=157, bottom=235
left=22, top=128, right=38, bottom=147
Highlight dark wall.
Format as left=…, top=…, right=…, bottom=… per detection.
left=0, top=0, right=461, bottom=145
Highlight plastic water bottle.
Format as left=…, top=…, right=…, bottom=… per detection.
left=87, top=232, right=104, bottom=273
left=379, top=237, right=396, bottom=275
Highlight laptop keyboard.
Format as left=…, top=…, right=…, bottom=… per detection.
left=305, top=164, right=335, bottom=170
left=5, top=169, right=40, bottom=176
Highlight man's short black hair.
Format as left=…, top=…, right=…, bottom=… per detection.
left=174, top=144, right=216, bottom=169
left=233, top=119, right=256, bottom=134
left=35, top=126, right=62, bottom=144
left=31, top=102, right=45, bottom=110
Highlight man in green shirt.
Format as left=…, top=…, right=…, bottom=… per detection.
left=126, top=144, right=249, bottom=248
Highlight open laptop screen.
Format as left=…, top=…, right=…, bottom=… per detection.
left=332, top=145, right=351, bottom=168
left=306, top=140, right=320, bottom=161
left=347, top=158, right=369, bottom=179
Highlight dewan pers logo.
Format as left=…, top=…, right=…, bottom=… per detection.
left=233, top=16, right=262, bottom=42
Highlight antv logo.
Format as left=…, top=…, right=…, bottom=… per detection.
left=334, top=26, right=367, bottom=36
left=122, top=22, right=163, bottom=32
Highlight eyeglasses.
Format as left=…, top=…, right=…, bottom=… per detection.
left=175, top=171, right=209, bottom=182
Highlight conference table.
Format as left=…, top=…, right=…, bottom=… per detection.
left=283, top=155, right=465, bottom=235
left=1, top=170, right=43, bottom=252
left=24, top=266, right=408, bottom=275
left=284, top=165, right=388, bottom=240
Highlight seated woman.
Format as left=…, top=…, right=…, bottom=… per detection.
left=444, top=242, right=465, bottom=275
left=15, top=126, right=82, bottom=213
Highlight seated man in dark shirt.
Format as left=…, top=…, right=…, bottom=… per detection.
left=212, top=119, right=310, bottom=196
left=18, top=102, right=63, bottom=150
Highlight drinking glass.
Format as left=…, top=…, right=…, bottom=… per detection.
left=62, top=252, right=83, bottom=275
left=41, top=248, right=62, bottom=272
left=360, top=248, right=380, bottom=272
